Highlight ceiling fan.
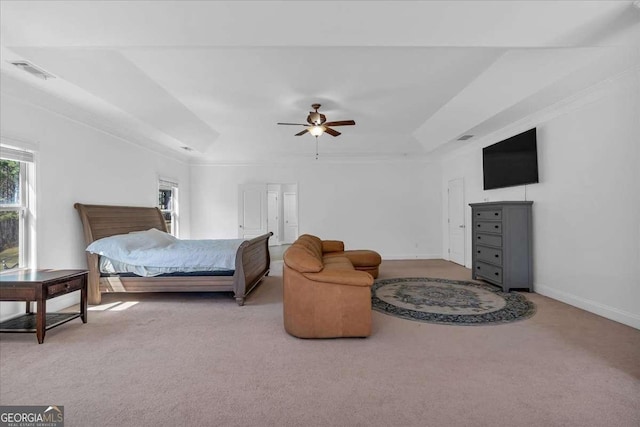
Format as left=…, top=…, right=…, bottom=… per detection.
left=278, top=104, right=355, bottom=137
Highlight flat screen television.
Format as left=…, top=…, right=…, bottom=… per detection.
left=482, top=128, right=539, bottom=190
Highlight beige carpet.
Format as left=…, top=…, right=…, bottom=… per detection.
left=1, top=260, right=639, bottom=427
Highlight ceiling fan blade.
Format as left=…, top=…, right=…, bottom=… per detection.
left=323, top=120, right=355, bottom=127
left=278, top=122, right=307, bottom=126
left=295, top=129, right=309, bottom=136
left=324, top=127, right=341, bottom=137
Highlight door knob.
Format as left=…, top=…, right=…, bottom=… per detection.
left=239, top=225, right=243, bottom=228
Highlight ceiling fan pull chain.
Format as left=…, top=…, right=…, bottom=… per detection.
left=315, top=136, right=319, bottom=160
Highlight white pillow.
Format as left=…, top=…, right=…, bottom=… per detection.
left=86, top=228, right=177, bottom=261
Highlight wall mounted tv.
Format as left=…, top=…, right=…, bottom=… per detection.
left=482, top=128, right=539, bottom=190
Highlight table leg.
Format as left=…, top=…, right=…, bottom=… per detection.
left=25, top=301, right=31, bottom=314
left=36, top=298, right=46, bottom=344
left=80, top=275, right=88, bottom=323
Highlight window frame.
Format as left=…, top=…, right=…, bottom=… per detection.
left=1, top=143, right=36, bottom=271
left=158, top=178, right=179, bottom=237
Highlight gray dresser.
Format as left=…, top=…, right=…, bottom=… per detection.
left=469, top=201, right=533, bottom=292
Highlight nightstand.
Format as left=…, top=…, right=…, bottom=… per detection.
left=0, top=269, right=88, bottom=343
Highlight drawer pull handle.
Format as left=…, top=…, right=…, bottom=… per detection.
left=477, top=250, right=481, bottom=254
left=494, top=254, right=499, bottom=258
left=494, top=272, right=499, bottom=276
left=477, top=224, right=481, bottom=227
left=477, top=236, right=481, bottom=240
left=476, top=266, right=481, bottom=270
left=494, top=225, right=499, bottom=229
left=494, top=212, right=499, bottom=216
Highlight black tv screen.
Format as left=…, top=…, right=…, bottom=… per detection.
left=483, top=128, right=539, bottom=190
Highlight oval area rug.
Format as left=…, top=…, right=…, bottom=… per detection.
left=371, top=277, right=535, bottom=325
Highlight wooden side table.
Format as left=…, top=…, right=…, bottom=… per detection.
left=0, top=269, right=88, bottom=343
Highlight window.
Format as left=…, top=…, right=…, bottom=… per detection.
left=0, top=145, right=35, bottom=271
left=158, top=178, right=179, bottom=237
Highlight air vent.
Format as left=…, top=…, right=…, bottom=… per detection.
left=9, top=60, right=56, bottom=80
left=457, top=135, right=474, bottom=141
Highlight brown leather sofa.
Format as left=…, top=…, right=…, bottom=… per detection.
left=283, top=234, right=382, bottom=338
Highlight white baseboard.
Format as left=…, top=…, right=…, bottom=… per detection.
left=536, top=284, right=640, bottom=330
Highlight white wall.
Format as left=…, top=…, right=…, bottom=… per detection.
left=441, top=70, right=640, bottom=329
left=190, top=161, right=442, bottom=259
left=0, top=94, right=190, bottom=320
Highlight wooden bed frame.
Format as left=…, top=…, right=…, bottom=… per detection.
left=74, top=203, right=271, bottom=306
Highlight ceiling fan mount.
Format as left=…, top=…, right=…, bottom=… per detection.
left=277, top=104, right=356, bottom=138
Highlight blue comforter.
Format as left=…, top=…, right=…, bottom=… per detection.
left=86, top=228, right=244, bottom=271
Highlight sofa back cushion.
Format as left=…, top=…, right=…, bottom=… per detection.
left=284, top=244, right=323, bottom=273
left=296, top=234, right=323, bottom=259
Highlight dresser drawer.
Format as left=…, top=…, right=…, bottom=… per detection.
left=475, top=261, right=503, bottom=284
left=474, top=209, right=502, bottom=220
left=474, top=233, right=502, bottom=247
left=476, top=246, right=502, bottom=265
left=47, top=277, right=84, bottom=298
left=474, top=221, right=502, bottom=234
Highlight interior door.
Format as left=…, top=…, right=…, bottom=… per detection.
left=267, top=190, right=279, bottom=245
left=448, top=178, right=465, bottom=265
left=238, top=184, right=267, bottom=239
left=283, top=192, right=299, bottom=244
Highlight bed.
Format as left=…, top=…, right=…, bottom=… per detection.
left=74, top=203, right=272, bottom=306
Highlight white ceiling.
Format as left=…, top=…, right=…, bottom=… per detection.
left=1, top=1, right=639, bottom=163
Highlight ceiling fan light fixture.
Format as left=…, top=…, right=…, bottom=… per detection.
left=308, top=125, right=325, bottom=137
left=309, top=112, right=322, bottom=125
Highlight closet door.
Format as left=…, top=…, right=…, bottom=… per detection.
left=283, top=192, right=299, bottom=243
left=448, top=178, right=465, bottom=265
left=238, top=184, right=267, bottom=239
left=267, top=190, right=279, bottom=245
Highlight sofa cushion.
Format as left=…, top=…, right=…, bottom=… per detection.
left=302, top=269, right=374, bottom=287
left=283, top=245, right=323, bottom=273
left=321, top=240, right=345, bottom=253
left=324, top=250, right=382, bottom=268
left=296, top=234, right=323, bottom=259
left=322, top=257, right=354, bottom=271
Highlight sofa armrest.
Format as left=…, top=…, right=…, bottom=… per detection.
left=303, top=269, right=373, bottom=287
left=322, top=240, right=345, bottom=253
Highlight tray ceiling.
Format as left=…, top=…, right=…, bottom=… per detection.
left=1, top=1, right=639, bottom=163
